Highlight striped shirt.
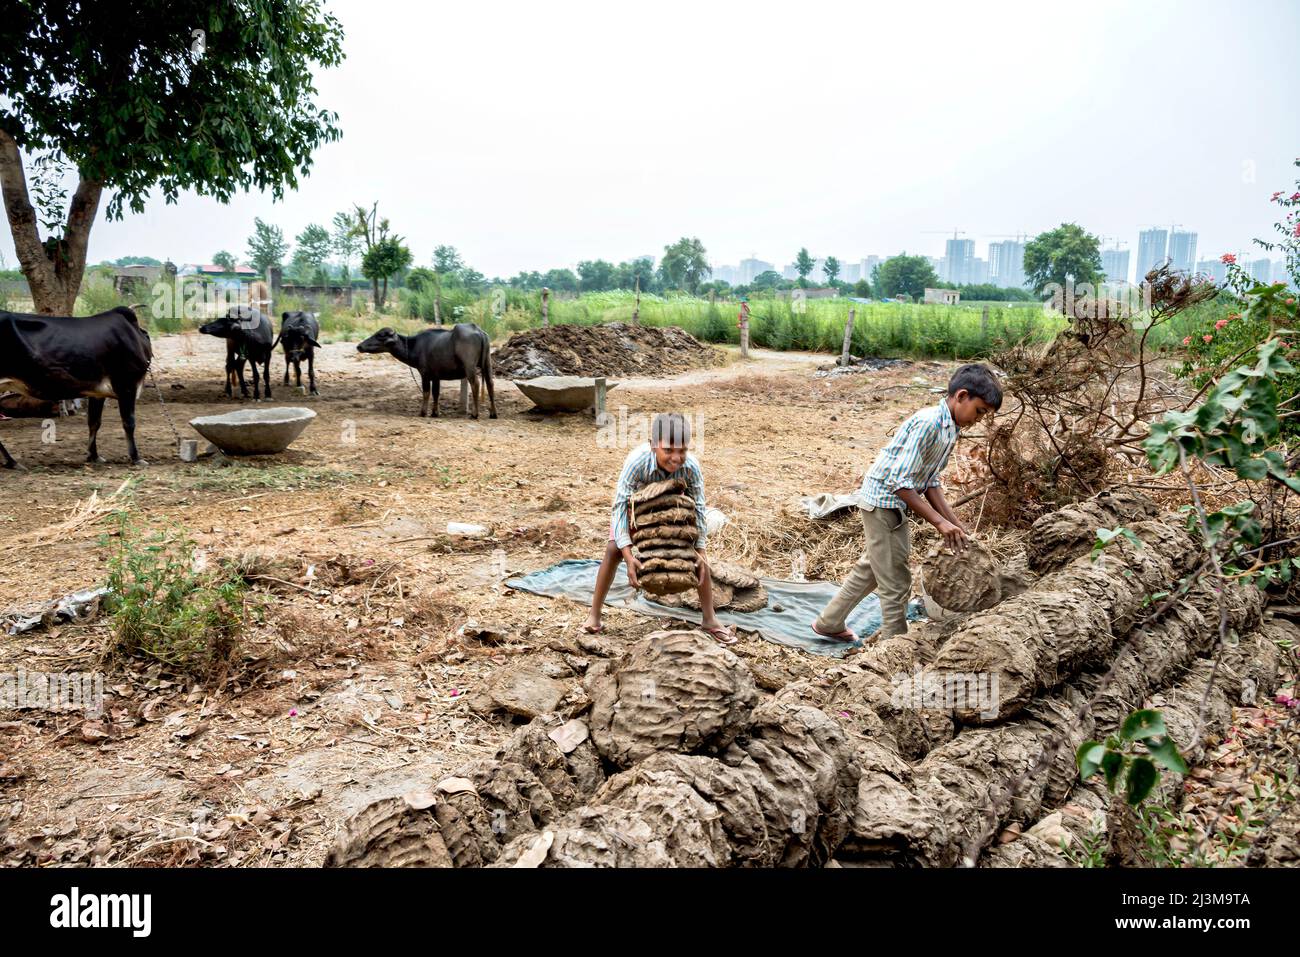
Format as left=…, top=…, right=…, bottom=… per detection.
left=610, top=443, right=707, bottom=550
left=858, top=399, right=958, bottom=510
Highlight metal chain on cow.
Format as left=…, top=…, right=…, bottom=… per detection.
left=147, top=364, right=183, bottom=449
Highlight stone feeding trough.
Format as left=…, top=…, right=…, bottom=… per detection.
left=188, top=407, right=317, bottom=456
left=514, top=375, right=617, bottom=413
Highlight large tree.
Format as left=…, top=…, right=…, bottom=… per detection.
left=1023, top=223, right=1103, bottom=295
left=873, top=254, right=939, bottom=300
left=291, top=222, right=332, bottom=283
left=616, top=256, right=656, bottom=292
left=542, top=268, right=578, bottom=293
left=659, top=237, right=710, bottom=294
left=433, top=245, right=465, bottom=275
left=0, top=2, right=344, bottom=314
left=246, top=218, right=289, bottom=276
left=211, top=250, right=236, bottom=273
left=362, top=237, right=412, bottom=311
left=577, top=259, right=617, bottom=292
left=823, top=255, right=841, bottom=285
left=332, top=209, right=359, bottom=280
left=795, top=247, right=816, bottom=286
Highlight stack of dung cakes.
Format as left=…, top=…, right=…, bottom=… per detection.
left=657, top=559, right=769, bottom=612
left=630, top=477, right=699, bottom=595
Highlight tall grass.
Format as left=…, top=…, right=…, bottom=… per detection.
left=545, top=291, right=1060, bottom=359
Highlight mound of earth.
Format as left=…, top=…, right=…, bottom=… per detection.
left=492, top=322, right=724, bottom=379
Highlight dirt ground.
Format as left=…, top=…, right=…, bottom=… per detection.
left=0, top=332, right=975, bottom=866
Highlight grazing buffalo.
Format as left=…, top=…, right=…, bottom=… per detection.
left=274, top=311, right=322, bottom=395
left=0, top=306, right=152, bottom=468
left=356, top=322, right=497, bottom=419
left=200, top=307, right=274, bottom=400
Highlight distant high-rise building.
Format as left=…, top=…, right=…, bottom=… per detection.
left=782, top=263, right=799, bottom=281
left=841, top=261, right=861, bottom=283
left=943, top=238, right=975, bottom=285
left=862, top=256, right=881, bottom=284
left=713, top=264, right=739, bottom=286
left=1135, top=228, right=1169, bottom=283
left=1249, top=259, right=1273, bottom=284
left=738, top=258, right=774, bottom=284
left=1101, top=248, right=1131, bottom=284
left=988, top=240, right=1027, bottom=288
left=969, top=258, right=988, bottom=284
left=1167, top=231, right=1198, bottom=274
left=1195, top=259, right=1227, bottom=284
left=1274, top=260, right=1291, bottom=285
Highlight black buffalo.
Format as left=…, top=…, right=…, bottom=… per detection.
left=273, top=311, right=321, bottom=395
left=200, top=307, right=274, bottom=400
left=0, top=306, right=152, bottom=468
left=356, top=323, right=497, bottom=419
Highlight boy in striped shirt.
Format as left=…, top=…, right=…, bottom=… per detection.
left=586, top=412, right=735, bottom=643
left=813, top=363, right=1002, bottom=644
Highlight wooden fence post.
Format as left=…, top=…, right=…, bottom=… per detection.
left=840, top=307, right=856, bottom=366
left=593, top=376, right=607, bottom=420
left=541, top=287, right=550, bottom=327
left=632, top=277, right=640, bottom=326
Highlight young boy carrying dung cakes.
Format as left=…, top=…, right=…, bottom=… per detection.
left=585, top=412, right=737, bottom=644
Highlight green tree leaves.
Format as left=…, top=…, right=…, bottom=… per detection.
left=873, top=254, right=939, bottom=300
left=1023, top=223, right=1103, bottom=295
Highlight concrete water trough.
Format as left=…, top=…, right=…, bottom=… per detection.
left=188, top=407, right=317, bottom=456
left=513, top=376, right=618, bottom=413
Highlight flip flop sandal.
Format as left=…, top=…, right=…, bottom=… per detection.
left=811, top=624, right=858, bottom=643
left=582, top=623, right=604, bottom=635
left=704, top=625, right=738, bottom=645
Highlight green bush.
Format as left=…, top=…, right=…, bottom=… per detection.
left=100, top=513, right=248, bottom=679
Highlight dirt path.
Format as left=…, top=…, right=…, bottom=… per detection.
left=0, top=331, right=958, bottom=866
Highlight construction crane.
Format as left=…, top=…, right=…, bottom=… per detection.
left=922, top=229, right=967, bottom=240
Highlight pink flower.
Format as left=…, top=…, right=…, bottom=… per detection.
left=1215, top=319, right=1229, bottom=329
left=1182, top=336, right=1192, bottom=346
left=289, top=708, right=298, bottom=717
left=449, top=688, right=460, bottom=697
left=1292, top=192, right=1300, bottom=200
left=1203, top=334, right=1213, bottom=343
left=1221, top=253, right=1237, bottom=264
left=1288, top=298, right=1297, bottom=305
left=1273, top=191, right=1285, bottom=201
left=1275, top=693, right=1297, bottom=709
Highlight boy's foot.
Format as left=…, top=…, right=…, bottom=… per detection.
left=703, top=624, right=738, bottom=645
left=811, top=622, right=858, bottom=643
left=583, top=622, right=604, bottom=635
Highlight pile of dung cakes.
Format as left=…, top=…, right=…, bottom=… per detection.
left=629, top=478, right=702, bottom=596
left=629, top=478, right=769, bottom=611
left=659, top=559, right=769, bottom=612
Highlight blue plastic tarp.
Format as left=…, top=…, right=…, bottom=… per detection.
left=505, top=558, right=925, bottom=659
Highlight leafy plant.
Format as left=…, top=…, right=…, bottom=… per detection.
left=1077, top=708, right=1189, bottom=805
left=100, top=513, right=247, bottom=678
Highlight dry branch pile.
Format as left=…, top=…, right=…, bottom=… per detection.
left=977, top=266, right=1217, bottom=526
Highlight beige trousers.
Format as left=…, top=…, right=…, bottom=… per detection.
left=815, top=506, right=912, bottom=638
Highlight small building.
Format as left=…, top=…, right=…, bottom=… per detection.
left=924, top=287, right=960, bottom=305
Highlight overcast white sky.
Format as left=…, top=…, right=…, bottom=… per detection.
left=6, top=0, right=1299, bottom=276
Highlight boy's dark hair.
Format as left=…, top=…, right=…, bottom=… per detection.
left=651, top=412, right=691, bottom=448
left=947, top=363, right=1003, bottom=410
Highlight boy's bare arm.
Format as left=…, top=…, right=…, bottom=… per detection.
left=924, top=485, right=964, bottom=529
left=896, top=487, right=967, bottom=550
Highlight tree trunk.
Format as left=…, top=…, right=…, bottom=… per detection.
left=0, top=129, right=102, bottom=315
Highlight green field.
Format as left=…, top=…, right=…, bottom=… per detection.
left=61, top=281, right=1225, bottom=362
